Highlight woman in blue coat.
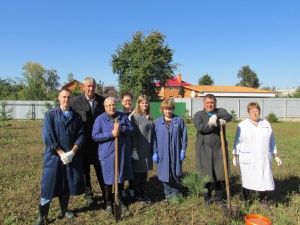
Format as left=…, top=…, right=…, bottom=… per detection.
left=153, top=99, right=188, bottom=201
left=34, top=88, right=85, bottom=225
left=92, top=97, right=134, bottom=214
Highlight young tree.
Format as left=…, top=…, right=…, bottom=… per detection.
left=111, top=31, right=179, bottom=101
left=198, top=74, right=214, bottom=85
left=236, top=65, right=260, bottom=88
left=0, top=101, right=13, bottom=127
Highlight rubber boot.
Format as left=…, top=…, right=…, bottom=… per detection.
left=34, top=202, right=50, bottom=225
left=105, top=201, right=112, bottom=214
left=58, top=196, right=74, bottom=219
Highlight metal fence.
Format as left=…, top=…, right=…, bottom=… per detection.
left=174, top=98, right=300, bottom=119
left=1, top=98, right=300, bottom=120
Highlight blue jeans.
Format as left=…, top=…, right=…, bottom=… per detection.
left=163, top=175, right=182, bottom=199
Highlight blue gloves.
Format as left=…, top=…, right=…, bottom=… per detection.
left=180, top=150, right=186, bottom=161
left=152, top=153, right=159, bottom=164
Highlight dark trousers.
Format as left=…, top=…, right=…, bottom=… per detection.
left=242, top=188, right=268, bottom=202
left=203, top=181, right=225, bottom=202
left=104, top=183, right=124, bottom=203
left=133, top=172, right=147, bottom=191
left=163, top=174, right=182, bottom=199
left=83, top=158, right=105, bottom=200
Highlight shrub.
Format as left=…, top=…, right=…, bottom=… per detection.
left=266, top=112, right=278, bottom=123
left=0, top=101, right=13, bottom=127
left=230, top=110, right=238, bottom=122
left=181, top=170, right=210, bottom=198
left=182, top=108, right=192, bottom=124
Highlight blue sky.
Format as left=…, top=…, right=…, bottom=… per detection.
left=0, top=1, right=299, bottom=90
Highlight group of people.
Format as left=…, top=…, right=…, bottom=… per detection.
left=34, top=78, right=282, bottom=224
left=34, top=77, right=187, bottom=224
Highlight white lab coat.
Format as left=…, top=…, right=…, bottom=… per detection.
left=233, top=118, right=278, bottom=191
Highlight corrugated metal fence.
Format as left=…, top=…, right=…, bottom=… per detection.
left=1, top=98, right=300, bottom=120
left=174, top=98, right=300, bottom=118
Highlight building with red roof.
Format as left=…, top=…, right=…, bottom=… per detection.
left=156, top=74, right=192, bottom=99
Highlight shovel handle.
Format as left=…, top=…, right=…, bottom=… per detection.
left=114, top=118, right=119, bottom=205
left=220, top=125, right=231, bottom=211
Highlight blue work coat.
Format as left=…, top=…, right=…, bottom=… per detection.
left=92, top=111, right=134, bottom=185
left=154, top=114, right=188, bottom=182
left=41, top=106, right=85, bottom=199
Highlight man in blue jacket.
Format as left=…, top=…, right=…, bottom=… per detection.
left=34, top=88, right=85, bottom=225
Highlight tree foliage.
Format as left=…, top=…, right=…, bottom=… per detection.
left=0, top=62, right=61, bottom=100
left=19, top=62, right=48, bottom=100
left=291, top=86, right=300, bottom=98
left=0, top=101, right=13, bottom=127
left=236, top=65, right=260, bottom=88
left=111, top=31, right=179, bottom=100
left=198, top=74, right=214, bottom=85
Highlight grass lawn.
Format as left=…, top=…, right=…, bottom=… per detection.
left=0, top=120, right=299, bottom=225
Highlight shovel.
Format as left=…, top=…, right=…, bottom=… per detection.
left=220, top=124, right=231, bottom=213
left=114, top=118, right=122, bottom=221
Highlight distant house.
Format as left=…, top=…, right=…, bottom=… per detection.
left=156, top=74, right=192, bottom=99
left=184, top=85, right=276, bottom=98
left=62, top=80, right=84, bottom=92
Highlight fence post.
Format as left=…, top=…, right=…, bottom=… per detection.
left=237, top=99, right=240, bottom=118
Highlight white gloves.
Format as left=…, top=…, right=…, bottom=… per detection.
left=232, top=156, right=238, bottom=167
left=131, top=150, right=139, bottom=160
left=275, top=156, right=282, bottom=166
left=208, top=115, right=217, bottom=127
left=219, top=119, right=227, bottom=126
left=61, top=150, right=75, bottom=164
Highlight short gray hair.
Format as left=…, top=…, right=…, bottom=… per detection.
left=83, top=77, right=96, bottom=86
left=104, top=97, right=116, bottom=106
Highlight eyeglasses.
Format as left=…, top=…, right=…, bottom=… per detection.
left=106, top=104, right=116, bottom=108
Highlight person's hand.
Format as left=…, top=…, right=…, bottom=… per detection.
left=208, top=115, right=217, bottom=127
left=152, top=153, right=159, bottom=164
left=219, top=119, right=227, bottom=126
left=275, top=156, right=282, bottom=166
left=112, top=129, right=119, bottom=137
left=180, top=150, right=186, bottom=161
left=114, top=122, right=121, bottom=131
left=232, top=156, right=238, bottom=167
left=61, top=150, right=75, bottom=164
left=131, top=150, right=139, bottom=160
left=59, top=152, right=67, bottom=163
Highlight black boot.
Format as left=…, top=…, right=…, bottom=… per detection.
left=105, top=201, right=112, bottom=214
left=58, top=197, right=74, bottom=219
left=34, top=202, right=50, bottom=225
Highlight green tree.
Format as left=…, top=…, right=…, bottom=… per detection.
left=72, top=83, right=84, bottom=97
left=19, top=62, right=47, bottom=100
left=198, top=74, right=214, bottom=85
left=0, top=101, right=13, bottom=127
left=111, top=31, right=179, bottom=100
left=96, top=80, right=105, bottom=96
left=236, top=65, right=260, bottom=88
left=67, top=72, right=74, bottom=83
left=45, top=69, right=60, bottom=90
left=291, top=86, right=300, bottom=98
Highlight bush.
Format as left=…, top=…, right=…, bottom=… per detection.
left=266, top=112, right=278, bottom=123
left=182, top=108, right=192, bottom=124
left=230, top=110, right=238, bottom=122
left=181, top=170, right=210, bottom=198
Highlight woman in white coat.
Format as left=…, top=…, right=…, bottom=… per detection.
left=232, top=102, right=282, bottom=209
